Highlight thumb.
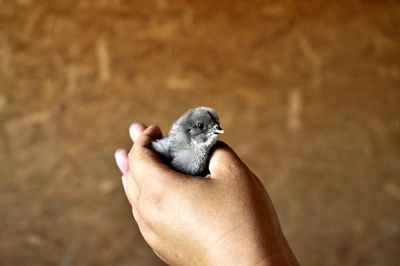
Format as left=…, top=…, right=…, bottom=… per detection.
left=208, top=141, right=248, bottom=178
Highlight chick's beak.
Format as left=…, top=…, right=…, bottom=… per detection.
left=212, top=125, right=224, bottom=134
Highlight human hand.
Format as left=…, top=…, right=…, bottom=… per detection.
left=115, top=124, right=298, bottom=266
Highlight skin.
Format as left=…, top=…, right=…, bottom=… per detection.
left=115, top=123, right=299, bottom=266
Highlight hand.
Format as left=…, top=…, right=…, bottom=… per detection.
left=115, top=124, right=299, bottom=266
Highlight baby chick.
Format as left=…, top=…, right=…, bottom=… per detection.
left=151, top=107, right=224, bottom=176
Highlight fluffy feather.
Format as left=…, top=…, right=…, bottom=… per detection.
left=151, top=107, right=223, bottom=176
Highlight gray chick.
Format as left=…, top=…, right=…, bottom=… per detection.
left=151, top=107, right=224, bottom=176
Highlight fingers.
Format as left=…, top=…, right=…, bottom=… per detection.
left=128, top=124, right=170, bottom=189
left=129, top=125, right=164, bottom=171
left=115, top=149, right=129, bottom=176
left=129, top=123, right=147, bottom=142
left=115, top=123, right=147, bottom=176
left=117, top=123, right=148, bottom=208
left=129, top=125, right=191, bottom=190
left=133, top=125, right=163, bottom=147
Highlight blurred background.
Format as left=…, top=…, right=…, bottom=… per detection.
left=0, top=0, right=399, bottom=265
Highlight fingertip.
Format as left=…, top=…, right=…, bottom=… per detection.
left=134, top=125, right=163, bottom=147
left=115, top=148, right=127, bottom=155
left=115, top=148, right=129, bottom=175
left=129, top=123, right=147, bottom=142
left=144, top=125, right=163, bottom=139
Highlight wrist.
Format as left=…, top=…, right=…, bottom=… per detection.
left=205, top=230, right=298, bottom=266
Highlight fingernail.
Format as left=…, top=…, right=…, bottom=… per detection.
left=115, top=149, right=129, bottom=176
left=129, top=123, right=145, bottom=142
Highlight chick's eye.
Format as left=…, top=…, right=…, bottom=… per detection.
left=197, top=123, right=204, bottom=130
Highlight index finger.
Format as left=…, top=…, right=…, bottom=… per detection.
left=128, top=125, right=165, bottom=175
left=133, top=125, right=163, bottom=147
left=128, top=125, right=185, bottom=183
left=128, top=125, right=207, bottom=190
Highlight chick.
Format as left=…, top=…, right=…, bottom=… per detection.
left=151, top=107, right=224, bottom=176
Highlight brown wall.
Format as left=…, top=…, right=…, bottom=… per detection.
left=0, top=0, right=399, bottom=265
